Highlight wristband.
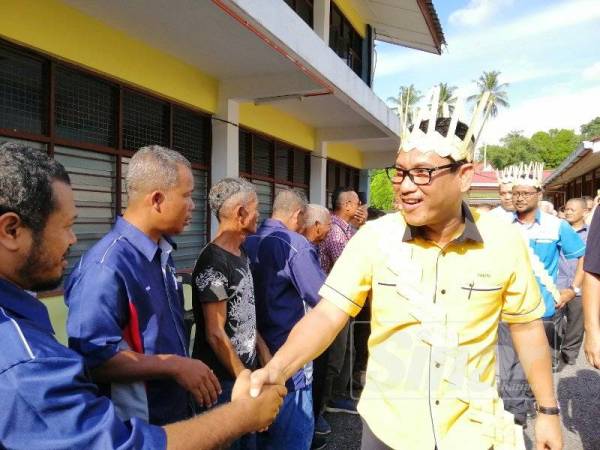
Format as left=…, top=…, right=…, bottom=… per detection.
left=535, top=403, right=560, bottom=415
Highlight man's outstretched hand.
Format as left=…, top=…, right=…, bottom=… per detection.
left=249, top=364, right=286, bottom=398
left=232, top=369, right=287, bottom=432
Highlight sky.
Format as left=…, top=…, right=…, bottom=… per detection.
left=372, top=0, right=600, bottom=145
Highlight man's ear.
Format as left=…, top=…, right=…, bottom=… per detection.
left=459, top=163, right=475, bottom=194
left=0, top=212, right=28, bottom=251
left=150, top=191, right=166, bottom=211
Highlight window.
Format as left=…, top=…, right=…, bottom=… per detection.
left=326, top=159, right=360, bottom=209
left=0, top=39, right=212, bottom=280
left=239, top=128, right=310, bottom=219
left=329, top=2, right=364, bottom=77
left=0, top=45, right=47, bottom=135
left=283, top=0, right=313, bottom=27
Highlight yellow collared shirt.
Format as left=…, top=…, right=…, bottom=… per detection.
left=319, top=206, right=543, bottom=450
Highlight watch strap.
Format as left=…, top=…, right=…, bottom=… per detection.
left=535, top=403, right=560, bottom=415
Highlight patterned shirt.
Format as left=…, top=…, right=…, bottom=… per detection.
left=319, top=214, right=355, bottom=274
left=191, top=243, right=257, bottom=381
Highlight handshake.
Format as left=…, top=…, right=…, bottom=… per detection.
left=229, top=364, right=287, bottom=432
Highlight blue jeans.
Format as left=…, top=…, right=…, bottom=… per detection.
left=258, top=385, right=314, bottom=450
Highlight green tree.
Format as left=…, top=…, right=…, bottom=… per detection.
left=486, top=130, right=541, bottom=169
left=531, top=129, right=581, bottom=168
left=387, top=84, right=423, bottom=122
left=436, top=83, right=457, bottom=116
left=467, top=70, right=510, bottom=117
left=581, top=116, right=600, bottom=140
left=369, top=169, right=394, bottom=210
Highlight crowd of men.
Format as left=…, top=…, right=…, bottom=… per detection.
left=1, top=115, right=600, bottom=449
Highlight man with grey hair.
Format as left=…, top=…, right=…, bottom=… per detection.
left=65, top=145, right=221, bottom=426
left=191, top=177, right=271, bottom=448
left=303, top=204, right=332, bottom=245
left=245, top=189, right=326, bottom=449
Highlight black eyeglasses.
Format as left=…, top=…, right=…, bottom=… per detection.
left=385, top=162, right=464, bottom=186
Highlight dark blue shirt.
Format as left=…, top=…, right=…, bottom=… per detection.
left=245, top=219, right=325, bottom=391
left=65, top=217, right=190, bottom=426
left=0, top=278, right=166, bottom=449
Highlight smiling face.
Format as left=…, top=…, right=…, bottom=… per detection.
left=564, top=198, right=586, bottom=225
left=393, top=149, right=473, bottom=228
left=511, top=184, right=542, bottom=214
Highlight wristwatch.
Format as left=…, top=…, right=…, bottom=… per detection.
left=535, top=403, right=560, bottom=415
left=570, top=285, right=582, bottom=296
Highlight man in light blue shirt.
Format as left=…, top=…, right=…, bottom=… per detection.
left=498, top=162, right=585, bottom=425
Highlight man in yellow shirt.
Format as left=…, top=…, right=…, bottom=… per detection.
left=249, top=90, right=562, bottom=450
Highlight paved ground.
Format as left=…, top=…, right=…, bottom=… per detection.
left=326, top=351, right=600, bottom=450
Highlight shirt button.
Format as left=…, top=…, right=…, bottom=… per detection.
left=435, top=362, right=441, bottom=368
left=435, top=400, right=440, bottom=405
left=441, top=289, right=446, bottom=294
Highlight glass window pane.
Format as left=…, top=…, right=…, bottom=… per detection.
left=251, top=178, right=273, bottom=221
left=252, top=135, right=273, bottom=177
left=239, top=130, right=252, bottom=174
left=274, top=145, right=290, bottom=181
left=123, top=90, right=169, bottom=151
left=55, top=67, right=117, bottom=147
left=172, top=107, right=210, bottom=165
left=0, top=45, right=47, bottom=135
left=292, top=149, right=309, bottom=185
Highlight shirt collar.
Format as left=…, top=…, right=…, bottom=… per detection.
left=331, top=214, right=351, bottom=231
left=114, top=216, right=176, bottom=263
left=402, top=203, right=484, bottom=244
left=263, top=218, right=287, bottom=230
left=0, top=278, right=54, bottom=335
left=512, top=209, right=542, bottom=225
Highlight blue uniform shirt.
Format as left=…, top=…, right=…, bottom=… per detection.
left=245, top=219, right=326, bottom=391
left=0, top=278, right=166, bottom=449
left=512, top=210, right=585, bottom=317
left=65, top=217, right=190, bottom=426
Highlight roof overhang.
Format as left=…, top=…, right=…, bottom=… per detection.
left=352, top=0, right=446, bottom=54
left=544, top=139, right=600, bottom=188
left=63, top=0, right=403, bottom=151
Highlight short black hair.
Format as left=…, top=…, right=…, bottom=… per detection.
left=0, top=142, right=71, bottom=234
left=331, top=186, right=355, bottom=211
left=415, top=117, right=474, bottom=143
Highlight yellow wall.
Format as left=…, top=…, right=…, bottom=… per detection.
left=0, top=0, right=219, bottom=113
left=332, top=0, right=367, bottom=38
left=239, top=103, right=316, bottom=151
left=327, top=142, right=364, bottom=168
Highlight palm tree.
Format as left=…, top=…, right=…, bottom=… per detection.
left=467, top=70, right=510, bottom=117
left=437, top=83, right=457, bottom=116
left=387, top=84, right=423, bottom=122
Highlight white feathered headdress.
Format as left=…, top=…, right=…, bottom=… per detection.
left=398, top=86, right=493, bottom=162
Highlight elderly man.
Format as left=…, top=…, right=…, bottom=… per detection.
left=245, top=189, right=325, bottom=450
left=319, top=187, right=363, bottom=418
left=65, top=146, right=220, bottom=425
left=303, top=203, right=332, bottom=245
left=0, top=143, right=285, bottom=449
left=250, top=88, right=562, bottom=450
left=191, top=178, right=272, bottom=448
left=556, top=198, right=589, bottom=369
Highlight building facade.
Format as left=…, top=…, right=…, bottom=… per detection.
left=544, top=138, right=600, bottom=208
left=1, top=0, right=444, bottom=280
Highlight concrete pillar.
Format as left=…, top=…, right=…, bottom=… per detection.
left=313, top=0, right=331, bottom=43
left=310, top=140, right=327, bottom=206
left=210, top=98, right=240, bottom=236
left=359, top=169, right=370, bottom=204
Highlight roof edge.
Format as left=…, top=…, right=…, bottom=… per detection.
left=416, top=0, right=446, bottom=54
